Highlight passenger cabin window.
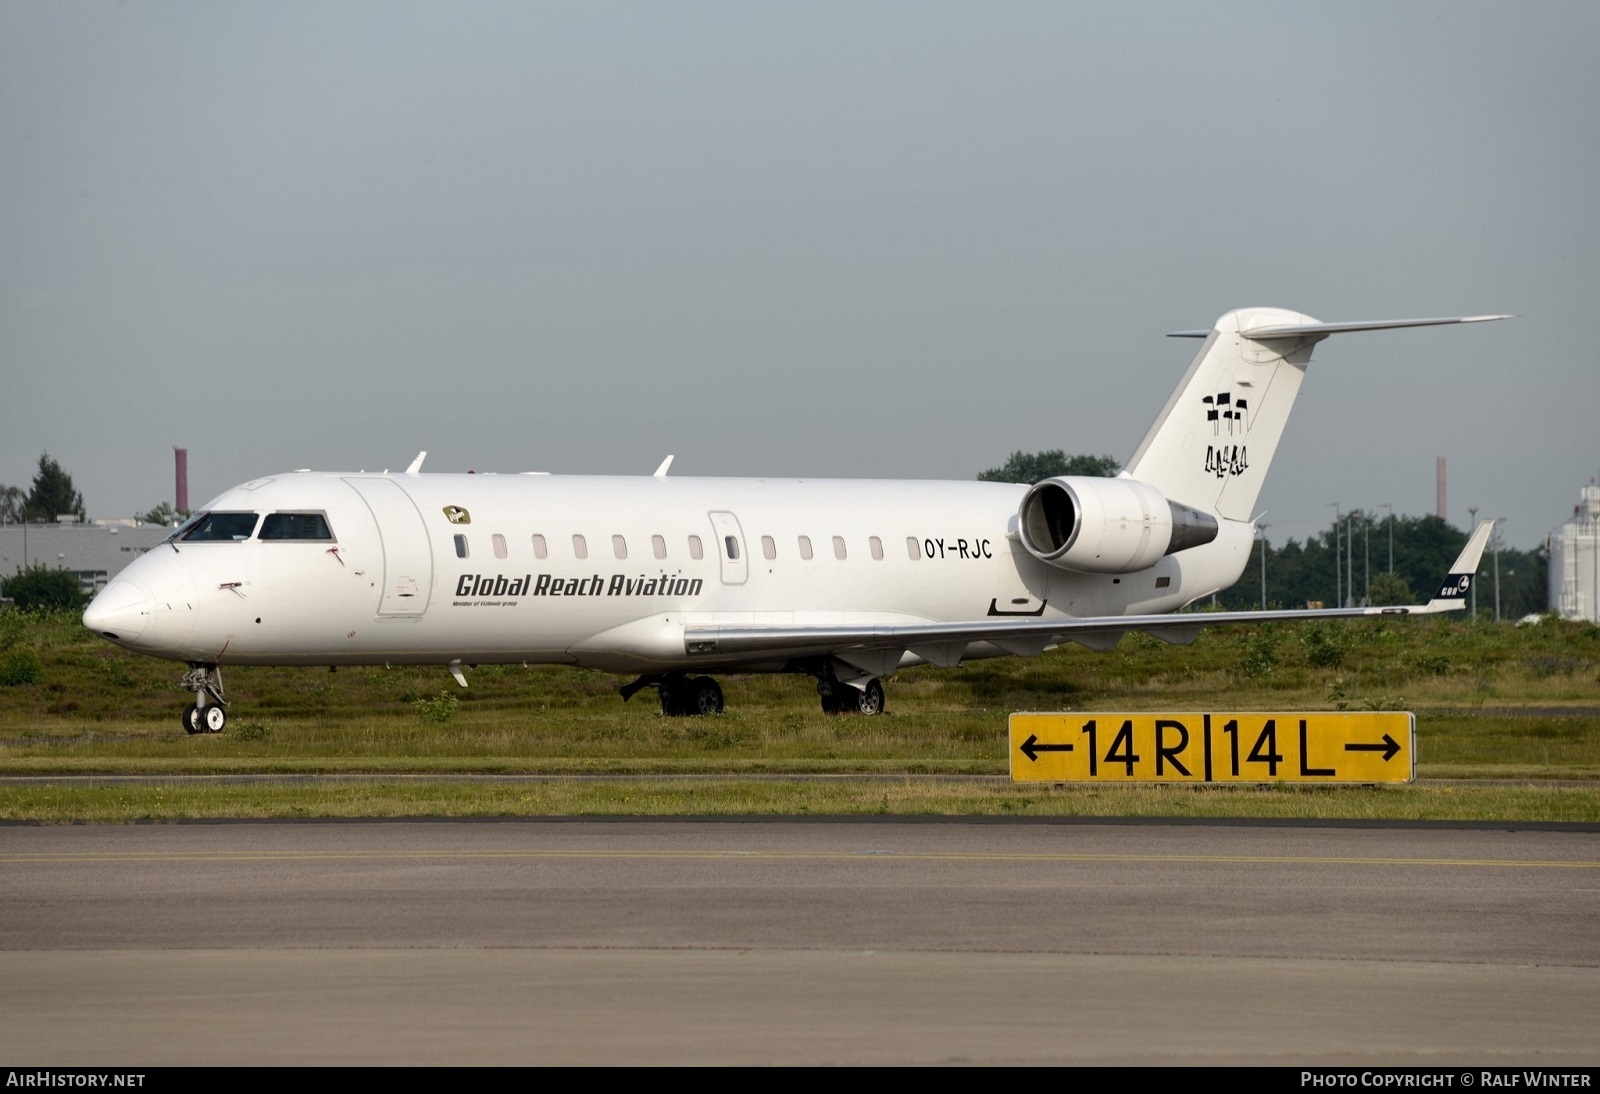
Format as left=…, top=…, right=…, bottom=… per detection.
left=723, top=536, right=740, bottom=561
left=869, top=536, right=883, bottom=561
left=906, top=536, right=921, bottom=560
left=652, top=534, right=667, bottom=560
left=454, top=534, right=469, bottom=559
left=688, top=535, right=704, bottom=561
left=572, top=534, right=588, bottom=560
left=613, top=535, right=628, bottom=560
left=531, top=534, right=548, bottom=559
left=259, top=512, right=333, bottom=541
left=761, top=535, right=776, bottom=561
left=181, top=512, right=259, bottom=542
left=492, top=533, right=508, bottom=559
left=832, top=536, right=847, bottom=560
left=798, top=535, right=813, bottom=560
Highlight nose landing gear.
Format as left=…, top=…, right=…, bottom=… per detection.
left=179, top=663, right=228, bottom=734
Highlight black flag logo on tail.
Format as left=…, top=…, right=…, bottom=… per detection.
left=1202, top=387, right=1251, bottom=478
left=1434, top=572, right=1472, bottom=600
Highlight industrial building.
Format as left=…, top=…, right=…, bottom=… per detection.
left=1548, top=483, right=1600, bottom=622
left=0, top=520, right=172, bottom=598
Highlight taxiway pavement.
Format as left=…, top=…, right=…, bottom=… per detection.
left=3, top=818, right=1597, bottom=1065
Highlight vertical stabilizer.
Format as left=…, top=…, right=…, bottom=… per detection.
left=1123, top=307, right=1321, bottom=522
left=1123, top=309, right=1509, bottom=522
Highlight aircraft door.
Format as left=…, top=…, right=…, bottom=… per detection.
left=707, top=511, right=748, bottom=586
left=343, top=478, right=435, bottom=617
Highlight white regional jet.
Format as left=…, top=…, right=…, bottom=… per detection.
left=85, top=307, right=1503, bottom=733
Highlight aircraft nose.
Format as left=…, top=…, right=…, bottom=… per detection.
left=83, top=580, right=152, bottom=642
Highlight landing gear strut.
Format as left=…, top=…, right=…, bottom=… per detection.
left=179, top=663, right=228, bottom=735
left=621, top=673, right=724, bottom=716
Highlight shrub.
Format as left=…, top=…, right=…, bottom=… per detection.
left=1238, top=629, right=1279, bottom=678
left=0, top=647, right=42, bottom=686
left=2, top=565, right=88, bottom=612
left=1300, top=623, right=1351, bottom=669
left=414, top=691, right=459, bottom=725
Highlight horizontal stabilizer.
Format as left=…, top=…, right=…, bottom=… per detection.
left=1169, top=314, right=1511, bottom=339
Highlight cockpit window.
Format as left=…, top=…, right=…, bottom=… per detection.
left=163, top=511, right=206, bottom=543
left=259, top=512, right=334, bottom=541
left=180, top=512, right=260, bottom=542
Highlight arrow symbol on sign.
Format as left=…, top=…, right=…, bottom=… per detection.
left=1343, top=734, right=1401, bottom=762
left=1020, top=734, right=1073, bottom=762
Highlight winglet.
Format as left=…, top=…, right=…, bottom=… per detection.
left=1417, top=521, right=1495, bottom=614
left=653, top=455, right=675, bottom=478
left=405, top=451, right=427, bottom=476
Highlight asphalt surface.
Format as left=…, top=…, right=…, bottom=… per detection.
left=3, top=818, right=1598, bottom=1065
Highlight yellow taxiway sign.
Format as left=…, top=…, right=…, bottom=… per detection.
left=1009, top=711, right=1414, bottom=784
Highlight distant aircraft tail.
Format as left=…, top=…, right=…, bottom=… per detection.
left=1418, top=520, right=1495, bottom=613
left=1121, top=308, right=1510, bottom=522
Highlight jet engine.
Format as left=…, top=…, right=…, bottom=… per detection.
left=1016, top=477, right=1219, bottom=574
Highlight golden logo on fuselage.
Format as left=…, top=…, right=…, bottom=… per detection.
left=442, top=505, right=471, bottom=525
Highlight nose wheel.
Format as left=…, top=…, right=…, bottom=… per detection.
left=179, top=664, right=229, bottom=734
left=182, top=701, right=228, bottom=734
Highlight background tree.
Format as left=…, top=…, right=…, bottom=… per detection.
left=1, top=564, right=88, bottom=611
left=1215, top=512, right=1547, bottom=618
left=140, top=502, right=189, bottom=526
left=0, top=485, right=24, bottom=524
left=1367, top=570, right=1414, bottom=606
left=22, top=454, right=86, bottom=523
left=978, top=451, right=1120, bottom=484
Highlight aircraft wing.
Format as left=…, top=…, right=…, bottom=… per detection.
left=682, top=522, right=1494, bottom=668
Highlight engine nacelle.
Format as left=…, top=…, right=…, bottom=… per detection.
left=1017, top=477, right=1219, bottom=574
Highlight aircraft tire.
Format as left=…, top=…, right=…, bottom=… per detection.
left=857, top=678, right=885, bottom=716
left=659, top=678, right=687, bottom=717
left=689, top=676, right=724, bottom=716
left=182, top=703, right=204, bottom=735
left=203, top=705, right=228, bottom=733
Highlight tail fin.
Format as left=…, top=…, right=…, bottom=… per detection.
left=1122, top=308, right=1510, bottom=521
left=1418, top=520, right=1495, bottom=614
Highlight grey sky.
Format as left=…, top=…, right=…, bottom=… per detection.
left=2, top=1, right=1593, bottom=549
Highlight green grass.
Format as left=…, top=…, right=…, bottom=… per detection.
left=2, top=609, right=1598, bottom=821
left=3, top=779, right=1597, bottom=824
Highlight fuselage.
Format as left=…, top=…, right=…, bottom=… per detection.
left=83, top=470, right=1256, bottom=673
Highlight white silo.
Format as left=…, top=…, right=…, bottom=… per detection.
left=1549, top=484, right=1600, bottom=622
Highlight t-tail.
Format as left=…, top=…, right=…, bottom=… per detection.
left=1122, top=308, right=1511, bottom=522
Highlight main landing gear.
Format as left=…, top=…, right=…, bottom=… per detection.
left=619, top=669, right=887, bottom=717
left=179, top=663, right=228, bottom=735
left=817, top=675, right=885, bottom=716
left=621, top=673, right=725, bottom=716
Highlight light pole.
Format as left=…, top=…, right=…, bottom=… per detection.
left=1330, top=502, right=1341, bottom=609
left=1380, top=502, right=1394, bottom=574
left=1492, top=518, right=1506, bottom=622
left=1347, top=514, right=1354, bottom=607
left=1363, top=512, right=1370, bottom=605
left=1258, top=523, right=1270, bottom=609
left=1467, top=506, right=1479, bottom=619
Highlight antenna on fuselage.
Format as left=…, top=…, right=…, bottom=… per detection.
left=405, top=451, right=427, bottom=476
left=653, top=455, right=674, bottom=477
